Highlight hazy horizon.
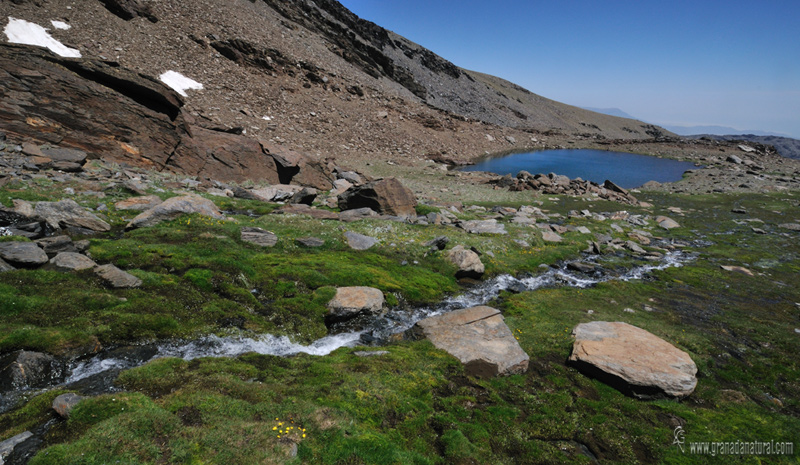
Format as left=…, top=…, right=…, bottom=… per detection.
left=339, top=0, right=800, bottom=139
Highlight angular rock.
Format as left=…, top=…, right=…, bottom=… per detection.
left=423, top=235, right=449, bottom=251
left=52, top=393, right=85, bottom=418
left=338, top=178, right=417, bottom=217
left=541, top=230, right=563, bottom=243
left=568, top=321, right=697, bottom=399
left=327, top=286, right=384, bottom=322
left=331, top=179, right=353, bottom=196
left=251, top=184, right=303, bottom=202
left=0, top=431, right=33, bottom=463
left=34, top=200, right=111, bottom=232
left=261, top=142, right=335, bottom=190
left=40, top=147, right=87, bottom=165
left=241, top=227, right=278, bottom=247
left=290, top=187, right=318, bottom=205
left=99, top=0, right=159, bottom=22
left=567, top=262, right=596, bottom=273
left=126, top=194, right=223, bottom=229
left=0, top=257, right=14, bottom=273
left=344, top=231, right=378, bottom=250
left=94, top=264, right=142, bottom=288
left=35, top=235, right=77, bottom=257
left=50, top=252, right=97, bottom=271
left=295, top=237, right=324, bottom=247
left=446, top=245, right=485, bottom=279
left=603, top=179, right=628, bottom=194
left=0, top=242, right=48, bottom=266
left=114, top=195, right=163, bottom=211
left=410, top=306, right=529, bottom=378
left=0, top=350, right=65, bottom=391
left=459, top=219, right=507, bottom=235
left=625, top=240, right=647, bottom=254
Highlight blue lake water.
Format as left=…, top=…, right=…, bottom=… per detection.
left=459, top=149, right=698, bottom=189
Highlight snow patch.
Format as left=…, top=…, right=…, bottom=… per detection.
left=159, top=70, right=203, bottom=97
left=4, top=17, right=81, bottom=58
left=50, top=20, right=71, bottom=30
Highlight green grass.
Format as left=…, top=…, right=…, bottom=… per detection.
left=2, top=181, right=799, bottom=464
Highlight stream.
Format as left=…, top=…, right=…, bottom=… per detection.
left=1, top=245, right=696, bottom=464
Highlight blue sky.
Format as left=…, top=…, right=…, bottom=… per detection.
left=338, top=0, right=800, bottom=138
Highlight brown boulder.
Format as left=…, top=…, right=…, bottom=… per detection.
left=410, top=306, right=529, bottom=378
left=261, top=142, right=335, bottom=190
left=568, top=321, right=697, bottom=399
left=338, top=178, right=417, bottom=217
left=327, top=286, right=384, bottom=321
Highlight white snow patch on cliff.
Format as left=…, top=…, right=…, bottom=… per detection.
left=159, top=71, right=203, bottom=97
left=4, top=17, right=81, bottom=58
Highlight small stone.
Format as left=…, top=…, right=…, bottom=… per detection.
left=720, top=265, right=754, bottom=276
left=656, top=216, right=680, bottom=229
left=623, top=308, right=635, bottom=313
left=94, top=264, right=142, bottom=288
left=295, top=237, right=324, bottom=247
left=541, top=230, right=562, bottom=242
left=731, top=207, right=747, bottom=214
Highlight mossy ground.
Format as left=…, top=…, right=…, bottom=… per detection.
left=1, top=180, right=799, bottom=464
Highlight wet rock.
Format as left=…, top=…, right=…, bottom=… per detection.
left=327, top=286, right=384, bottom=321
left=338, top=178, right=417, bottom=217
left=114, top=195, right=163, bottom=211
left=446, top=245, right=485, bottom=279
left=50, top=252, right=97, bottom=271
left=241, top=227, right=278, bottom=247
left=0, top=432, right=33, bottom=463
left=459, top=219, right=507, bottom=235
left=0, top=350, right=65, bottom=391
left=344, top=231, right=378, bottom=250
left=94, top=264, right=142, bottom=288
left=568, top=321, right=697, bottom=399
left=0, top=242, right=48, bottom=267
left=52, top=393, right=85, bottom=418
left=34, top=200, right=111, bottom=232
left=567, top=262, right=596, bottom=273
left=295, top=237, right=324, bottom=247
left=126, top=194, right=223, bottom=229
left=409, top=306, right=529, bottom=378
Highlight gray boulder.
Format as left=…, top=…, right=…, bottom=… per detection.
left=0, top=242, right=48, bottom=267
left=35, top=235, right=77, bottom=257
left=0, top=432, right=33, bottom=464
left=241, top=227, right=278, bottom=247
left=126, top=194, right=223, bottom=229
left=251, top=184, right=303, bottom=202
left=409, top=306, right=529, bottom=378
left=50, top=252, right=97, bottom=271
left=446, top=245, right=485, bottom=279
left=541, top=230, right=563, bottom=243
left=656, top=216, right=681, bottom=229
left=338, top=207, right=379, bottom=222
left=568, top=321, right=697, bottom=399
left=295, top=237, right=324, bottom=247
left=0, top=257, right=14, bottom=273
left=34, top=199, right=111, bottom=232
left=344, top=231, right=378, bottom=250
left=327, top=286, right=384, bottom=321
left=94, top=264, right=142, bottom=288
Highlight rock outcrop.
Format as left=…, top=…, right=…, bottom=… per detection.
left=409, top=306, right=529, bottom=378
left=568, top=321, right=697, bottom=399
left=338, top=178, right=417, bottom=217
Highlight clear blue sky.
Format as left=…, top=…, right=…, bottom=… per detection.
left=338, top=0, right=800, bottom=138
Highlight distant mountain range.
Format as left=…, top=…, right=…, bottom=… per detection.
left=661, top=125, right=792, bottom=138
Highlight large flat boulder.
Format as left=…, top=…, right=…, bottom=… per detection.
left=338, top=178, right=417, bottom=218
left=568, top=321, right=697, bottom=399
left=410, top=306, right=529, bottom=378
left=126, top=194, right=223, bottom=229
left=0, top=242, right=48, bottom=267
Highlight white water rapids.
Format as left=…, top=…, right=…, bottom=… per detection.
left=65, top=250, right=693, bottom=384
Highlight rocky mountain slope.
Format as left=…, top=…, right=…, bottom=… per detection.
left=686, top=134, right=800, bottom=160
left=2, top=0, right=667, bottom=180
